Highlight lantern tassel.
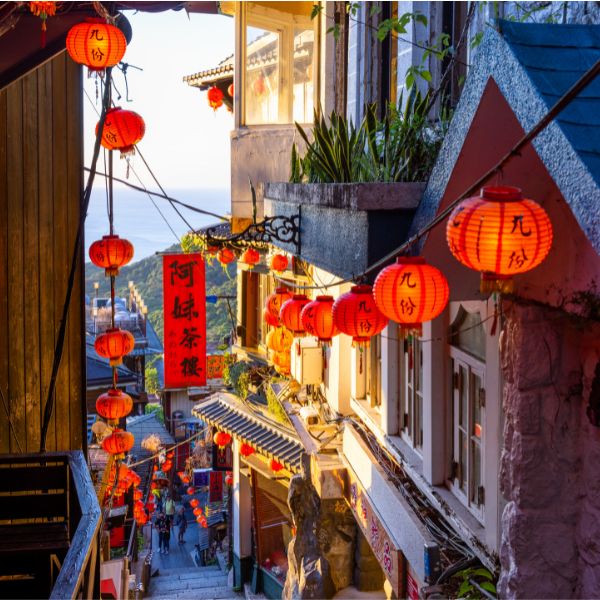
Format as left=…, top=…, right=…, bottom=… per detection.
left=41, top=17, right=47, bottom=48
left=359, top=346, right=363, bottom=375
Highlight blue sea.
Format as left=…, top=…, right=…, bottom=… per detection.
left=85, top=187, right=231, bottom=261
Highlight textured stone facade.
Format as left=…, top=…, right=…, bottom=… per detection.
left=499, top=301, right=600, bottom=598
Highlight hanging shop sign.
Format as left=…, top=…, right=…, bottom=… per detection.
left=163, top=253, right=206, bottom=388
left=212, top=442, right=233, bottom=471
left=209, top=471, right=224, bottom=503
left=206, top=355, right=225, bottom=379
left=345, top=467, right=406, bottom=598
left=193, top=468, right=210, bottom=488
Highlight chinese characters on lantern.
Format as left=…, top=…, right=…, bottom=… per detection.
left=163, top=254, right=206, bottom=388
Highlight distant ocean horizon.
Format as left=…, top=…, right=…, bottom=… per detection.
left=85, top=186, right=231, bottom=262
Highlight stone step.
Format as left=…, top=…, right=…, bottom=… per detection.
left=149, top=575, right=229, bottom=593
left=153, top=565, right=223, bottom=576
left=150, top=585, right=240, bottom=600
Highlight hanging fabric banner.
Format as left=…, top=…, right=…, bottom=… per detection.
left=163, top=253, right=206, bottom=388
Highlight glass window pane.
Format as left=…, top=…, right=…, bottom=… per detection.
left=293, top=26, right=314, bottom=123
left=459, top=365, right=468, bottom=429
left=450, top=307, right=486, bottom=361
left=459, top=431, right=467, bottom=493
left=246, top=25, right=280, bottom=124
left=415, top=339, right=422, bottom=393
left=471, top=441, right=481, bottom=505
left=472, top=373, right=482, bottom=438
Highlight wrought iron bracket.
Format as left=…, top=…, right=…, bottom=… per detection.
left=205, top=215, right=300, bottom=252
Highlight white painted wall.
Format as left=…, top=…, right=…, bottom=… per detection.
left=232, top=438, right=253, bottom=558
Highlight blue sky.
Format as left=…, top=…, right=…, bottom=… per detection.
left=84, top=8, right=234, bottom=191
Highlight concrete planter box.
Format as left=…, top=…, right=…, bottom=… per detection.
left=263, top=182, right=425, bottom=280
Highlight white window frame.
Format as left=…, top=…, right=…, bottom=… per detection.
left=242, top=4, right=318, bottom=126
left=366, top=334, right=382, bottom=409
left=399, top=335, right=423, bottom=453
left=450, top=347, right=485, bottom=522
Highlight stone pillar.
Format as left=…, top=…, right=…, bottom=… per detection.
left=498, top=301, right=600, bottom=599
left=284, top=455, right=355, bottom=599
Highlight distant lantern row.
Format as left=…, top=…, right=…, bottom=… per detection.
left=262, top=186, right=553, bottom=352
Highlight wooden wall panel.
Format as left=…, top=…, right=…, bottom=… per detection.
left=0, top=51, right=84, bottom=453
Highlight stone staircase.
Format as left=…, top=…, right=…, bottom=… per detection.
left=147, top=563, right=241, bottom=599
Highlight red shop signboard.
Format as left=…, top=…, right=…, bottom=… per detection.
left=163, top=253, right=206, bottom=388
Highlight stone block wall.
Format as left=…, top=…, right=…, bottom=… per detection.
left=499, top=301, right=600, bottom=598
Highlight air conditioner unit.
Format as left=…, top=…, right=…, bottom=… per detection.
left=291, top=338, right=323, bottom=386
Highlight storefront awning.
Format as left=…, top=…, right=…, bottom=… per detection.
left=192, top=396, right=304, bottom=473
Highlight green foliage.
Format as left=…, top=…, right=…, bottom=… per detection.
left=223, top=360, right=251, bottom=399
left=85, top=242, right=236, bottom=346
left=291, top=91, right=446, bottom=184
left=265, top=382, right=292, bottom=427
left=453, top=567, right=497, bottom=599
left=145, top=402, right=165, bottom=425
left=145, top=365, right=159, bottom=394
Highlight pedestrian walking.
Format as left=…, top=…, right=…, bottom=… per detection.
left=175, top=506, right=187, bottom=544
left=165, top=492, right=176, bottom=530
left=155, top=511, right=170, bottom=554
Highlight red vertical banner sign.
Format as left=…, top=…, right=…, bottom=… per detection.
left=163, top=253, right=206, bottom=388
left=209, top=471, right=224, bottom=502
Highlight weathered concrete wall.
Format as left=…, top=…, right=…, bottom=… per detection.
left=499, top=301, right=600, bottom=599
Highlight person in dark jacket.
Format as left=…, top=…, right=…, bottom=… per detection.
left=155, top=512, right=170, bottom=554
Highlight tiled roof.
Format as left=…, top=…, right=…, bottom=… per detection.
left=192, top=395, right=304, bottom=473
left=183, top=56, right=234, bottom=87
left=500, top=21, right=600, bottom=187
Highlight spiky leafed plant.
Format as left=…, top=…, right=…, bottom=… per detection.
left=290, top=92, right=447, bottom=184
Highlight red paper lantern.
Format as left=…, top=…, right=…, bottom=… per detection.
left=269, top=254, right=288, bottom=273
left=206, top=245, right=219, bottom=256
left=269, top=459, right=284, bottom=472
left=66, top=19, right=126, bottom=71
left=133, top=489, right=143, bottom=501
left=190, top=498, right=199, bottom=508
left=217, top=248, right=235, bottom=265
left=240, top=248, right=260, bottom=268
left=162, top=460, right=172, bottom=472
left=271, top=350, right=291, bottom=374
left=97, top=107, right=145, bottom=156
left=266, top=287, right=293, bottom=321
left=332, top=285, right=388, bottom=345
left=225, top=472, right=233, bottom=486
left=102, top=429, right=134, bottom=457
left=447, top=186, right=553, bottom=293
left=181, top=475, right=190, bottom=484
left=153, top=464, right=158, bottom=472
left=301, top=295, right=339, bottom=342
left=373, top=257, right=449, bottom=332
left=89, top=234, right=134, bottom=276
left=207, top=86, right=224, bottom=110
left=280, top=295, right=310, bottom=336
left=187, top=487, right=195, bottom=496
left=198, top=516, right=208, bottom=528
left=240, top=443, right=255, bottom=458
left=266, top=327, right=293, bottom=352
left=94, top=328, right=134, bottom=366
left=193, top=507, right=203, bottom=516
left=96, top=387, right=133, bottom=422
left=263, top=308, right=280, bottom=328
left=227, top=83, right=234, bottom=97
left=136, top=513, right=148, bottom=526
left=213, top=431, right=232, bottom=449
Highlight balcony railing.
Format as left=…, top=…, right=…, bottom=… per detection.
left=0, top=451, right=101, bottom=599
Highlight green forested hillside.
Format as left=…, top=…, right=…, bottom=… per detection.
left=85, top=244, right=236, bottom=345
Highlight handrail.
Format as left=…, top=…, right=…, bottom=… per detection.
left=50, top=451, right=102, bottom=600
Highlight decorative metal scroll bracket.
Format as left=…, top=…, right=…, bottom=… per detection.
left=205, top=215, right=300, bottom=252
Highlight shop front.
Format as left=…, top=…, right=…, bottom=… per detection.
left=193, top=394, right=304, bottom=599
